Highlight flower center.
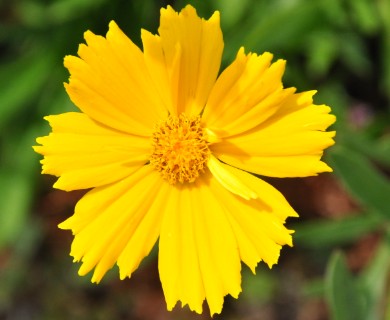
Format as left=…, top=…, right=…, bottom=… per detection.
left=150, top=114, right=210, bottom=184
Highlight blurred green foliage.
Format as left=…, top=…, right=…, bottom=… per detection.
left=1, top=0, right=390, bottom=319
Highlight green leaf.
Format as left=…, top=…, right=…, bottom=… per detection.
left=306, top=31, right=339, bottom=78
left=339, top=32, right=371, bottom=76
left=293, top=213, right=383, bottom=248
left=0, top=50, right=54, bottom=130
left=0, top=172, right=35, bottom=248
left=241, top=267, right=276, bottom=303
left=0, top=125, right=42, bottom=248
left=302, top=278, right=325, bottom=298
left=0, top=220, right=41, bottom=309
left=47, top=0, right=108, bottom=24
left=325, top=251, right=367, bottom=320
left=378, top=0, right=390, bottom=98
left=342, top=131, right=390, bottom=168
left=328, top=146, right=390, bottom=218
left=16, top=0, right=108, bottom=27
left=222, top=1, right=321, bottom=62
left=318, top=0, right=349, bottom=28
left=315, top=82, right=349, bottom=131
left=213, top=0, right=251, bottom=29
left=348, top=0, right=380, bottom=35
left=359, top=233, right=390, bottom=320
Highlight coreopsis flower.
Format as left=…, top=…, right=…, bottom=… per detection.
left=34, top=5, right=335, bottom=316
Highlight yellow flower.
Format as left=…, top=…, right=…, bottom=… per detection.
left=34, top=5, right=335, bottom=316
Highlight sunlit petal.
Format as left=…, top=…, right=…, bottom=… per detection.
left=155, top=5, right=223, bottom=116
left=212, top=91, right=335, bottom=177
left=64, top=22, right=167, bottom=136
left=59, top=165, right=163, bottom=283
left=34, top=112, right=150, bottom=190
left=34, top=4, right=335, bottom=317
left=159, top=176, right=242, bottom=316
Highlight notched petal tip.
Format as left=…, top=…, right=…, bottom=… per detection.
left=298, top=90, right=317, bottom=104
left=248, top=261, right=261, bottom=275
left=108, top=20, right=118, bottom=30
left=63, top=55, right=74, bottom=67
left=187, top=301, right=203, bottom=314
left=327, top=114, right=337, bottom=127
left=236, top=46, right=246, bottom=57
left=83, top=29, right=95, bottom=41
left=42, top=115, right=60, bottom=129
left=42, top=115, right=52, bottom=122
left=319, top=160, right=333, bottom=173
left=78, top=263, right=92, bottom=277
left=270, top=58, right=286, bottom=75
left=91, top=270, right=106, bottom=284
left=52, top=177, right=72, bottom=191
left=63, top=56, right=82, bottom=75
left=209, top=9, right=220, bottom=23
left=289, top=210, right=299, bottom=218
left=274, top=57, right=286, bottom=64
left=262, top=51, right=274, bottom=59
left=285, top=234, right=294, bottom=247
left=119, top=271, right=130, bottom=281
left=58, top=218, right=72, bottom=230
left=181, top=4, right=197, bottom=14
left=160, top=5, right=181, bottom=22
left=34, top=136, right=45, bottom=145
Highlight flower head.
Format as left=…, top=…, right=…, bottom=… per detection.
left=34, top=5, right=335, bottom=316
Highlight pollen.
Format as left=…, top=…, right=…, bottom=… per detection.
left=150, top=114, right=211, bottom=184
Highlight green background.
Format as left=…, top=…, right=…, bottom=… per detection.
left=1, top=0, right=390, bottom=319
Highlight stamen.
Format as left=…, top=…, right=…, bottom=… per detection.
left=150, top=114, right=211, bottom=184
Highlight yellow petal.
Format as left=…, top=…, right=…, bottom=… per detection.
left=64, top=21, right=167, bottom=136
left=154, top=5, right=223, bottom=116
left=141, top=29, right=176, bottom=116
left=211, top=92, right=336, bottom=177
left=158, top=177, right=242, bottom=316
left=59, top=165, right=163, bottom=283
left=117, top=178, right=170, bottom=279
left=207, top=154, right=257, bottom=200
left=203, top=48, right=293, bottom=136
left=207, top=168, right=295, bottom=272
left=157, top=185, right=205, bottom=314
left=33, top=112, right=150, bottom=190
left=217, top=154, right=333, bottom=177
left=208, top=159, right=298, bottom=221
